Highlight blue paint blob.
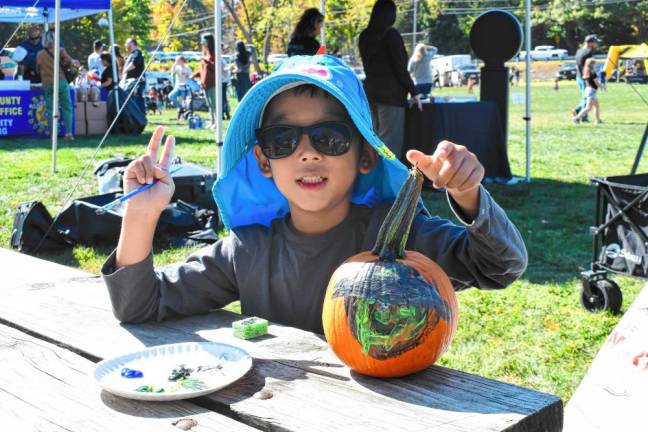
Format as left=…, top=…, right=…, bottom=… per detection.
left=121, top=368, right=143, bottom=378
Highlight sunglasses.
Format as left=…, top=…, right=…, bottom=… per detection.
left=255, top=121, right=354, bottom=159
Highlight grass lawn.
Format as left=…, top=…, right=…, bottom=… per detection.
left=1, top=81, right=647, bottom=402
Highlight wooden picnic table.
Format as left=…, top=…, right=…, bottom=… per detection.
left=0, top=248, right=563, bottom=431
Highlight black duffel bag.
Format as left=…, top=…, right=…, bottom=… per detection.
left=10, top=201, right=74, bottom=253
left=108, top=87, right=147, bottom=134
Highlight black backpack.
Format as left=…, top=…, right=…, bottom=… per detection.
left=10, top=201, right=73, bottom=253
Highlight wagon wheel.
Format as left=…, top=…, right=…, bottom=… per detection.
left=580, top=279, right=622, bottom=314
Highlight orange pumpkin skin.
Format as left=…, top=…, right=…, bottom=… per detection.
left=322, top=250, right=458, bottom=378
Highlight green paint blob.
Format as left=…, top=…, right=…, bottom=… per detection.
left=135, top=385, right=165, bottom=393
left=352, top=298, right=430, bottom=359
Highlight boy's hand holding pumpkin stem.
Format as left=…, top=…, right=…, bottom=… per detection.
left=406, top=141, right=484, bottom=221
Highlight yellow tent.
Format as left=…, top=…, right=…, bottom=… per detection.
left=623, top=43, right=648, bottom=59
left=604, top=43, right=648, bottom=79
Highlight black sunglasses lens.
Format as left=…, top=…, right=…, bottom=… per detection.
left=310, top=124, right=352, bottom=156
left=260, top=127, right=298, bottom=158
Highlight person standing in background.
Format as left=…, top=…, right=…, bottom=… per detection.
left=597, top=62, right=607, bottom=92
left=37, top=31, right=79, bottom=140
left=99, top=53, right=115, bottom=90
left=359, top=0, right=422, bottom=159
left=221, top=51, right=232, bottom=120
left=193, top=35, right=217, bottom=128
left=572, top=58, right=602, bottom=125
left=573, top=34, right=600, bottom=122
left=407, top=43, right=437, bottom=97
left=17, top=26, right=43, bottom=83
left=112, top=44, right=125, bottom=77
left=122, top=38, right=146, bottom=114
left=87, top=40, right=105, bottom=74
left=168, top=55, right=192, bottom=120
left=234, top=41, right=252, bottom=101
left=287, top=8, right=324, bottom=57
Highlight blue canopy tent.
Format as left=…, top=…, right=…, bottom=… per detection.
left=0, top=0, right=113, bottom=172
left=0, top=0, right=109, bottom=23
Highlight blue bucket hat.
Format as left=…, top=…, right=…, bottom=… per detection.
left=214, top=54, right=410, bottom=230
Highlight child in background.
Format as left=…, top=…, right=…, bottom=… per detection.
left=147, top=87, right=162, bottom=115
left=102, top=55, right=527, bottom=334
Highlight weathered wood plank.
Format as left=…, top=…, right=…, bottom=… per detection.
left=564, top=285, right=648, bottom=431
left=0, top=323, right=259, bottom=432
left=1, top=248, right=563, bottom=431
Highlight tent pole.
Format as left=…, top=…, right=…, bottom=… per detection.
left=412, top=0, right=417, bottom=52
left=524, top=0, right=531, bottom=183
left=215, top=0, right=223, bottom=174
left=51, top=0, right=61, bottom=174
left=108, top=8, right=119, bottom=108
left=631, top=123, right=648, bottom=175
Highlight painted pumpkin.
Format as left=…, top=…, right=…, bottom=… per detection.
left=322, top=167, right=458, bottom=378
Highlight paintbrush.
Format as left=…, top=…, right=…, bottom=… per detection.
left=95, top=166, right=182, bottom=215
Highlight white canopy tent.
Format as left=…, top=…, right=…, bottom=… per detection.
left=0, top=0, right=114, bottom=173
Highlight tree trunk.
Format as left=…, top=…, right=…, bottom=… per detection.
left=636, top=14, right=648, bottom=43
left=222, top=0, right=262, bottom=73
left=262, top=0, right=279, bottom=63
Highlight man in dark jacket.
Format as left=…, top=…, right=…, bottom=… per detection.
left=17, top=26, right=43, bottom=83
left=359, top=0, right=421, bottom=159
left=123, top=38, right=146, bottom=115
left=573, top=35, right=600, bottom=122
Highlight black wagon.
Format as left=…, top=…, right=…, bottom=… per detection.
left=580, top=173, right=648, bottom=313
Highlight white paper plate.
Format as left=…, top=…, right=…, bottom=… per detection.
left=94, top=342, right=252, bottom=401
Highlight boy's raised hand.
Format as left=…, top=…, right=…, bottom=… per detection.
left=123, top=126, right=176, bottom=214
left=406, top=141, right=484, bottom=218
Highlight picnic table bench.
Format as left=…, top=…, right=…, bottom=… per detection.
left=0, top=248, right=563, bottom=431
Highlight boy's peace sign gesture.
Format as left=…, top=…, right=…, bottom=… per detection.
left=123, top=126, right=176, bottom=214
left=406, top=141, right=484, bottom=220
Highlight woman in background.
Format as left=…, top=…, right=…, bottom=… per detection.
left=287, top=8, right=324, bottom=57
left=572, top=58, right=602, bottom=125
left=234, top=41, right=252, bottom=101
left=407, top=43, right=437, bottom=96
left=111, top=44, right=125, bottom=78
left=99, top=52, right=115, bottom=90
left=359, top=0, right=421, bottom=159
left=194, top=34, right=217, bottom=128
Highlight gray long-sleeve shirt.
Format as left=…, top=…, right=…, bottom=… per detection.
left=408, top=50, right=436, bottom=85
left=102, top=186, right=527, bottom=334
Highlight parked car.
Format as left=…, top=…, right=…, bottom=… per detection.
left=144, top=71, right=172, bottom=92
left=520, top=45, right=568, bottom=61
left=454, top=64, right=480, bottom=85
left=267, top=53, right=288, bottom=67
left=556, top=62, right=577, bottom=80
left=180, top=51, right=202, bottom=62
left=152, top=52, right=176, bottom=62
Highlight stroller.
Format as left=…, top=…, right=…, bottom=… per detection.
left=179, top=78, right=207, bottom=120
left=581, top=173, right=648, bottom=314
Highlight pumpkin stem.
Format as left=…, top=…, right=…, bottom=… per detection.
left=372, top=166, right=424, bottom=260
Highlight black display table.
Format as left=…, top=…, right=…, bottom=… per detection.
left=404, top=101, right=512, bottom=180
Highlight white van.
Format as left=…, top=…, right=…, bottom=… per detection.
left=431, top=54, right=472, bottom=87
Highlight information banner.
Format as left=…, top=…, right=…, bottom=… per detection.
left=0, top=88, right=75, bottom=137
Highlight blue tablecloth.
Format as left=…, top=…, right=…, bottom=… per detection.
left=0, top=87, right=75, bottom=138
left=404, top=101, right=512, bottom=180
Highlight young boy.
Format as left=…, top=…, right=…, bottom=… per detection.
left=102, top=55, right=527, bottom=334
